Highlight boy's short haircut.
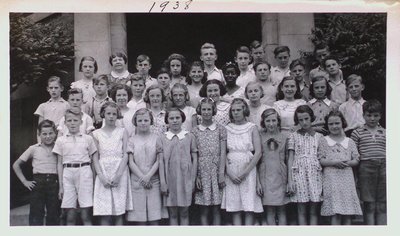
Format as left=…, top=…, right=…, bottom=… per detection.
left=129, top=72, right=146, bottom=84
left=67, top=88, right=83, bottom=99
left=236, top=46, right=251, bottom=56
left=64, top=108, right=83, bottom=119
left=253, top=60, right=271, bottom=71
left=79, top=56, right=98, bottom=73
left=273, top=46, right=290, bottom=57
left=314, top=42, right=330, bottom=54
left=249, top=40, right=263, bottom=50
left=346, top=74, right=363, bottom=87
left=322, top=55, right=340, bottom=69
left=289, top=59, right=305, bottom=70
left=363, top=99, right=382, bottom=115
left=109, top=51, right=128, bottom=65
left=38, top=119, right=57, bottom=134
left=156, top=67, right=172, bottom=78
left=93, top=74, right=110, bottom=85
left=200, top=42, right=217, bottom=54
left=47, top=76, right=63, bottom=88
left=136, top=54, right=151, bottom=64
left=110, top=83, right=133, bottom=102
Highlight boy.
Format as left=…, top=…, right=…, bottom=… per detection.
left=53, top=109, right=97, bottom=225
left=13, top=120, right=60, bottom=225
left=199, top=43, right=225, bottom=83
left=270, top=46, right=291, bottom=85
left=58, top=88, right=94, bottom=136
left=108, top=51, right=132, bottom=88
left=87, top=75, right=113, bottom=129
left=136, top=54, right=157, bottom=88
left=127, top=73, right=146, bottom=111
left=254, top=60, right=276, bottom=106
left=249, top=40, right=266, bottom=69
left=290, top=59, right=311, bottom=101
left=339, top=74, right=365, bottom=136
left=323, top=56, right=348, bottom=105
left=309, top=43, right=331, bottom=80
left=34, top=76, right=69, bottom=126
left=351, top=100, right=386, bottom=225
left=235, top=46, right=256, bottom=88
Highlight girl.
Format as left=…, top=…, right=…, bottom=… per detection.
left=110, top=84, right=136, bottom=137
left=221, top=98, right=263, bottom=225
left=192, top=98, right=227, bottom=225
left=290, top=59, right=311, bottom=101
left=221, top=62, right=245, bottom=103
left=71, top=56, right=97, bottom=106
left=143, top=84, right=168, bottom=135
left=199, top=79, right=230, bottom=126
left=156, top=67, right=173, bottom=109
left=287, top=105, right=323, bottom=225
left=245, top=81, right=271, bottom=131
left=254, top=61, right=277, bottom=107
left=170, top=83, right=197, bottom=131
left=186, top=61, right=207, bottom=108
left=92, top=102, right=133, bottom=225
left=318, top=110, right=362, bottom=225
left=163, top=53, right=187, bottom=87
left=160, top=107, right=198, bottom=225
left=273, top=76, right=307, bottom=133
left=257, top=109, right=289, bottom=225
left=126, top=108, right=167, bottom=224
left=308, top=75, right=339, bottom=135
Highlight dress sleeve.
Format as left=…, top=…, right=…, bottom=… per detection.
left=33, top=103, right=44, bottom=117
left=287, top=132, right=295, bottom=150
left=348, top=138, right=360, bottom=161
left=219, top=125, right=227, bottom=141
left=52, top=138, right=63, bottom=156
left=156, top=136, right=163, bottom=154
left=127, top=137, right=134, bottom=154
left=189, top=133, right=198, bottom=153
left=86, top=135, right=97, bottom=156
left=317, top=137, right=327, bottom=160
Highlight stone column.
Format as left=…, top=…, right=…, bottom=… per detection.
left=278, top=13, right=315, bottom=60
left=110, top=13, right=128, bottom=55
left=74, top=13, right=112, bottom=79
left=261, top=13, right=279, bottom=65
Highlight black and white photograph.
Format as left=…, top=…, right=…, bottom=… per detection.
left=3, top=0, right=400, bottom=233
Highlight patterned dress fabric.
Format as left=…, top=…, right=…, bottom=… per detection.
left=318, top=136, right=363, bottom=216
left=288, top=131, right=323, bottom=203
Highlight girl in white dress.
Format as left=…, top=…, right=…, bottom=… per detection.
left=92, top=101, right=133, bottom=225
left=221, top=98, right=263, bottom=225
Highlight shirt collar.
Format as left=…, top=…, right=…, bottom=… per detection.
left=328, top=74, right=344, bottom=85
left=309, top=98, right=331, bottom=106
left=348, top=97, right=365, bottom=104
left=198, top=123, right=217, bottom=131
left=205, top=66, right=219, bottom=73
left=325, top=136, right=349, bottom=149
left=48, top=98, right=66, bottom=103
left=165, top=130, right=188, bottom=140
left=66, top=132, right=83, bottom=137
left=361, top=124, right=385, bottom=132
left=111, top=70, right=130, bottom=79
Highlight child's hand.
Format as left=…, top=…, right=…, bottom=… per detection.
left=161, top=184, right=168, bottom=196
left=98, top=174, right=112, bottom=188
left=286, top=181, right=296, bottom=196
left=58, top=188, right=64, bottom=200
left=110, top=174, right=122, bottom=187
left=334, top=161, right=349, bottom=169
left=196, top=178, right=202, bottom=191
left=218, top=177, right=226, bottom=189
left=256, top=182, right=263, bottom=197
left=22, top=180, right=36, bottom=191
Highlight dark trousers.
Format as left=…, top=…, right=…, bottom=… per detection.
left=29, top=174, right=60, bottom=225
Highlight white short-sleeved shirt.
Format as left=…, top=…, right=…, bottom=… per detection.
left=34, top=98, right=69, bottom=126
left=205, top=66, right=225, bottom=83
left=19, top=143, right=58, bottom=174
left=270, top=66, right=291, bottom=86
left=236, top=70, right=256, bottom=88
left=57, top=112, right=95, bottom=136
left=53, top=132, right=97, bottom=164
left=70, top=79, right=96, bottom=105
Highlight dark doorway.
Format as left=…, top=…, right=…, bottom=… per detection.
left=126, top=13, right=261, bottom=76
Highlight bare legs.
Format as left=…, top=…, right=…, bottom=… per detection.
left=168, top=207, right=189, bottom=225
left=297, top=202, right=319, bottom=225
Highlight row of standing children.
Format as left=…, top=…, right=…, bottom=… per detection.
left=13, top=41, right=385, bottom=226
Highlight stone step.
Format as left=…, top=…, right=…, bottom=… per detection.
left=10, top=204, right=29, bottom=226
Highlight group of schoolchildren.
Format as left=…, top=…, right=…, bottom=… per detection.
left=13, top=41, right=386, bottom=226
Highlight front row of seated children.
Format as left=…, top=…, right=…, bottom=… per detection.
left=14, top=98, right=386, bottom=226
